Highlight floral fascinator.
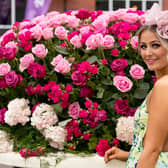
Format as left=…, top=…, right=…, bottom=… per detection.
left=144, top=3, right=168, bottom=39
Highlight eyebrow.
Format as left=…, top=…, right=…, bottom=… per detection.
left=139, top=40, right=161, bottom=44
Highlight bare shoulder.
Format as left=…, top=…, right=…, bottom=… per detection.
left=152, top=75, right=168, bottom=99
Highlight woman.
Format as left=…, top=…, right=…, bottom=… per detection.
left=104, top=4, right=168, bottom=168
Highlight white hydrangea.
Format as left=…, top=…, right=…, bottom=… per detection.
left=43, top=126, right=67, bottom=150
left=31, top=103, right=58, bottom=130
left=0, top=130, right=13, bottom=153
left=115, top=116, right=134, bottom=145
left=4, top=98, right=31, bottom=126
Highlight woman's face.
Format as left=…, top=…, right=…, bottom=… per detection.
left=139, top=30, right=168, bottom=72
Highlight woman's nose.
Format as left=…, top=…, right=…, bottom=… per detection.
left=145, top=47, right=153, bottom=56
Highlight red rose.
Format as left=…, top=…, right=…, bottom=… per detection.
left=114, top=99, right=130, bottom=115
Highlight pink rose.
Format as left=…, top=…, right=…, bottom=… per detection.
left=54, top=58, right=71, bottom=74
left=32, top=44, right=48, bottom=58
left=122, top=13, right=139, bottom=23
left=113, top=75, right=133, bottom=92
left=68, top=102, right=80, bottom=118
left=55, top=26, right=68, bottom=40
left=103, top=35, right=115, bottom=49
left=30, top=25, right=43, bottom=41
left=19, top=53, right=35, bottom=72
left=70, top=35, right=82, bottom=48
left=129, top=64, right=145, bottom=79
left=0, top=63, right=11, bottom=76
left=130, top=36, right=138, bottom=50
left=67, top=15, right=80, bottom=29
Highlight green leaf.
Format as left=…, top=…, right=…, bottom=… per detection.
left=51, top=103, right=63, bottom=114
left=101, top=78, right=113, bottom=85
left=88, top=136, right=98, bottom=151
left=133, top=87, right=149, bottom=99
left=96, top=87, right=104, bottom=98
left=55, top=45, right=69, bottom=55
left=87, top=56, right=98, bottom=64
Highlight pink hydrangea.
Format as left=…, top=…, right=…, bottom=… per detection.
left=129, top=64, right=145, bottom=79
left=113, top=75, right=133, bottom=92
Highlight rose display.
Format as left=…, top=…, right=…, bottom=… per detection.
left=0, top=8, right=154, bottom=158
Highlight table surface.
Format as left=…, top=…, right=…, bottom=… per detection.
left=0, top=152, right=126, bottom=168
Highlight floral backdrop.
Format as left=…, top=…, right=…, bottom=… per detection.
left=0, top=8, right=154, bottom=158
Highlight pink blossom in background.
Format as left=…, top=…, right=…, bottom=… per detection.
left=42, top=27, right=53, bottom=40
left=113, top=75, right=133, bottom=92
left=30, top=25, right=43, bottom=41
left=19, top=53, right=35, bottom=72
left=67, top=15, right=80, bottom=29
left=0, top=63, right=11, bottom=76
left=5, top=71, right=19, bottom=88
left=122, top=13, right=139, bottom=24
left=103, top=35, right=115, bottom=49
left=51, top=54, right=63, bottom=66
left=70, top=35, right=82, bottom=48
left=68, top=102, right=80, bottom=118
left=55, top=26, right=68, bottom=40
left=101, top=59, right=108, bottom=65
left=54, top=58, right=71, bottom=74
left=32, top=44, right=48, bottom=58
left=130, top=36, right=138, bottom=50
left=71, top=71, right=87, bottom=86
left=85, top=33, right=104, bottom=50
left=83, top=133, right=92, bottom=141
left=5, top=41, right=18, bottom=53
left=129, top=64, right=145, bottom=79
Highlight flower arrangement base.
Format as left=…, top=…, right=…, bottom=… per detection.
left=0, top=152, right=125, bottom=168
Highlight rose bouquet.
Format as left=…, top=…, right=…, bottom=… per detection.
left=0, top=8, right=154, bottom=157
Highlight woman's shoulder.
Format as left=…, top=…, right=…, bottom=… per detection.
left=153, top=75, right=168, bottom=95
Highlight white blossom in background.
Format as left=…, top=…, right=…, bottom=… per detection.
left=43, top=126, right=67, bottom=150
left=0, top=130, right=13, bottom=153
left=31, top=103, right=58, bottom=130
left=115, top=116, right=134, bottom=145
left=5, top=98, right=31, bottom=126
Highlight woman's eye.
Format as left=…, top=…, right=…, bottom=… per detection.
left=152, top=43, right=160, bottom=48
left=140, top=45, right=147, bottom=49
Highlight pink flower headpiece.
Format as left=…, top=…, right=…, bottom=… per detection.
left=144, top=3, right=168, bottom=39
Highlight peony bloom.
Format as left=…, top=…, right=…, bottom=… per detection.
left=55, top=26, right=68, bottom=40
left=5, top=98, right=31, bottom=126
left=113, top=75, right=133, bottom=92
left=31, top=103, right=58, bottom=130
left=116, top=116, right=134, bottom=145
left=129, top=64, right=145, bottom=79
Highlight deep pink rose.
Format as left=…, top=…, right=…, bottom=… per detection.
left=0, top=107, right=7, bottom=124
left=0, top=78, right=7, bottom=89
left=83, top=133, right=92, bottom=141
left=113, top=75, right=133, bottom=92
left=112, top=138, right=120, bottom=146
left=5, top=71, right=19, bottom=88
left=75, top=8, right=90, bottom=19
left=28, top=62, right=46, bottom=79
left=80, top=86, right=93, bottom=98
left=95, top=139, right=111, bottom=157
left=110, top=58, right=128, bottom=72
left=111, top=48, right=119, bottom=56
left=71, top=71, right=87, bottom=86
left=114, top=99, right=130, bottom=115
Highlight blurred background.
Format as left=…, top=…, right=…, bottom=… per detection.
left=0, top=0, right=167, bottom=36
